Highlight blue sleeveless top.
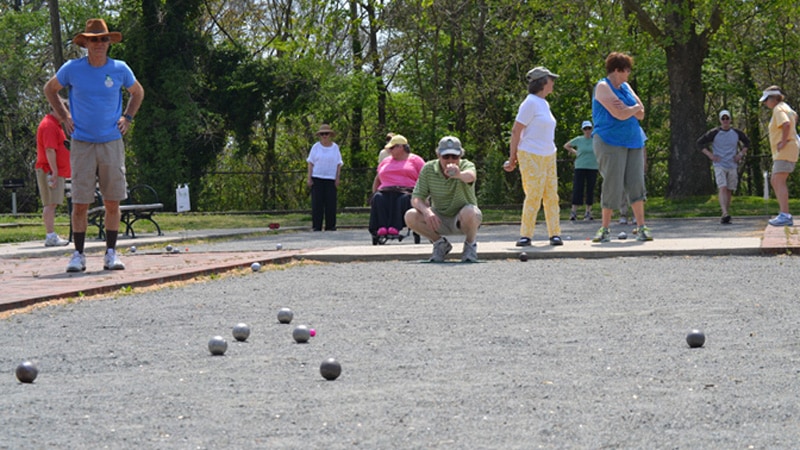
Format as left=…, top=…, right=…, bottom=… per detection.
left=592, top=78, right=644, bottom=148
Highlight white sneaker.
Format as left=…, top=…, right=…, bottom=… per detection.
left=44, top=234, right=69, bottom=247
left=66, top=251, right=86, bottom=273
left=103, top=249, right=125, bottom=270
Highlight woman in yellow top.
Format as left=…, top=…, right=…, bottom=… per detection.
left=760, top=86, right=799, bottom=226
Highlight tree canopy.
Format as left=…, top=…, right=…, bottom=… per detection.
left=1, top=0, right=799, bottom=213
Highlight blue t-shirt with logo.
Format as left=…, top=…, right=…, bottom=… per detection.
left=57, top=57, right=136, bottom=143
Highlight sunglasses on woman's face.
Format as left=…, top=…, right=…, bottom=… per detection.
left=89, top=36, right=110, bottom=43
left=319, top=132, right=331, bottom=136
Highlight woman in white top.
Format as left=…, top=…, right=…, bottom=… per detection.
left=504, top=66, right=563, bottom=247
left=306, top=124, right=343, bottom=231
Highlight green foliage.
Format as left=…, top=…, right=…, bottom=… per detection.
left=4, top=1, right=800, bottom=213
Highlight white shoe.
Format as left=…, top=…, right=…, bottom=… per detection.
left=66, top=251, right=86, bottom=273
left=103, top=249, right=125, bottom=270
left=45, top=234, right=69, bottom=247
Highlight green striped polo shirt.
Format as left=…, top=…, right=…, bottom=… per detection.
left=411, top=159, right=478, bottom=217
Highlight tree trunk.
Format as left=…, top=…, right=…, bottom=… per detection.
left=665, top=43, right=714, bottom=197
left=349, top=0, right=363, bottom=165
left=48, top=0, right=64, bottom=70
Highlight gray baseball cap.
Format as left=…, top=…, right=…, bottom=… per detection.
left=437, top=136, right=464, bottom=157
left=526, top=66, right=559, bottom=81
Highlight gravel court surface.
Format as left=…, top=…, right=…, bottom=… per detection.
left=3, top=254, right=800, bottom=448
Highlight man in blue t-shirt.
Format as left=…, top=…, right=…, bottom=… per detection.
left=696, top=110, right=751, bottom=224
left=44, top=18, right=145, bottom=273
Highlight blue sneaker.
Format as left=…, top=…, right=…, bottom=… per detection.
left=768, top=213, right=794, bottom=227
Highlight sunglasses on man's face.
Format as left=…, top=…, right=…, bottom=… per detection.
left=89, top=36, right=110, bottom=43
left=441, top=154, right=460, bottom=160
left=319, top=132, right=331, bottom=136
left=721, top=117, right=731, bottom=121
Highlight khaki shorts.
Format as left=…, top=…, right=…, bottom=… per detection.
left=772, top=160, right=796, bottom=174
left=713, top=166, right=739, bottom=191
left=70, top=139, right=128, bottom=204
left=434, top=205, right=483, bottom=235
left=35, top=168, right=65, bottom=206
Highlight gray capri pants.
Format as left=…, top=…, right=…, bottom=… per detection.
left=593, top=134, right=646, bottom=210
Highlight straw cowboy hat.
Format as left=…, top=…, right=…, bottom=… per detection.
left=315, top=124, right=336, bottom=136
left=73, top=19, right=122, bottom=48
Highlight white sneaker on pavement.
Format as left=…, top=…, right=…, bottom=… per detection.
left=66, top=251, right=86, bottom=273
left=103, top=248, right=126, bottom=270
left=45, top=234, right=69, bottom=247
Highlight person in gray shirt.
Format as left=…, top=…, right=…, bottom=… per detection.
left=696, top=109, right=751, bottom=224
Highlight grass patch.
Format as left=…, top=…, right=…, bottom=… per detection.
left=0, top=195, right=792, bottom=244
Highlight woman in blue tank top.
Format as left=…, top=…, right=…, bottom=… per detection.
left=590, top=52, right=652, bottom=243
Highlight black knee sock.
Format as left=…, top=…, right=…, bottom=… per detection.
left=106, top=230, right=118, bottom=251
left=73, top=232, right=85, bottom=254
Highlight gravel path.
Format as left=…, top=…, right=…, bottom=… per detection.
left=3, top=253, right=800, bottom=448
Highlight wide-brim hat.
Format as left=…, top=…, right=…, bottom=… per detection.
left=73, top=19, right=122, bottom=48
left=315, top=124, right=336, bottom=136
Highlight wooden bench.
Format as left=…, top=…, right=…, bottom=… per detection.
left=75, top=184, right=164, bottom=240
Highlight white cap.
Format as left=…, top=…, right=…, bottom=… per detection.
left=719, top=110, right=731, bottom=119
left=760, top=89, right=782, bottom=102
left=581, top=120, right=593, bottom=129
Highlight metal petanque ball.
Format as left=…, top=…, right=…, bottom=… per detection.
left=15, top=361, right=38, bottom=383
left=293, top=325, right=311, bottom=343
left=686, top=330, right=706, bottom=348
left=129, top=245, right=136, bottom=253
left=208, top=336, right=228, bottom=355
left=251, top=262, right=261, bottom=272
left=277, top=308, right=294, bottom=324
left=519, top=252, right=528, bottom=262
left=320, top=358, right=342, bottom=381
left=276, top=243, right=283, bottom=250
left=232, top=323, right=251, bottom=342
left=165, top=244, right=173, bottom=252
left=618, top=231, right=627, bottom=240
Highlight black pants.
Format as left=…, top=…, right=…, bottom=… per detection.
left=369, top=190, right=412, bottom=234
left=571, top=169, right=598, bottom=206
left=311, top=177, right=337, bottom=231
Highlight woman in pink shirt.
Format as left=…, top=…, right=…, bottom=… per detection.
left=369, top=134, right=425, bottom=239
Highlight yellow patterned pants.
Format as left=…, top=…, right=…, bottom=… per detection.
left=519, top=151, right=561, bottom=238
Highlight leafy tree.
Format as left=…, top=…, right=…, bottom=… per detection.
left=621, top=0, right=723, bottom=198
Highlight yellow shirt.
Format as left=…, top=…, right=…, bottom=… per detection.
left=769, top=102, right=799, bottom=162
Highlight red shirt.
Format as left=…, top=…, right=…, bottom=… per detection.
left=35, top=113, right=71, bottom=178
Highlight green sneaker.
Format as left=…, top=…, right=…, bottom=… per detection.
left=592, top=227, right=610, bottom=243
left=636, top=225, right=653, bottom=241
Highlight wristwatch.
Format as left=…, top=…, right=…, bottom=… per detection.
left=123, top=114, right=134, bottom=122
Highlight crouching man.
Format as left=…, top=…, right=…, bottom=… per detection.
left=405, top=136, right=482, bottom=262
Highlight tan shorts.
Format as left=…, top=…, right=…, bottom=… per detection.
left=713, top=166, right=738, bottom=191
left=35, top=168, right=65, bottom=206
left=434, top=205, right=483, bottom=235
left=70, top=139, right=128, bottom=204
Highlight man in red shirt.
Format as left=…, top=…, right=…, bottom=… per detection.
left=35, top=97, right=72, bottom=247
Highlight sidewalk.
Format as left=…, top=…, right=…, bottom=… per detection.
left=1, top=217, right=797, bottom=312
